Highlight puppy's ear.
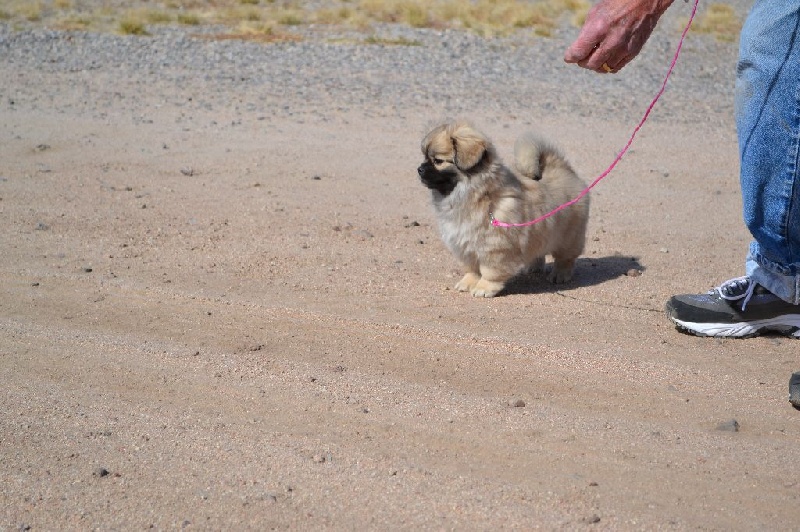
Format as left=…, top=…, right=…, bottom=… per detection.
left=450, top=123, right=488, bottom=171
left=421, top=124, right=448, bottom=157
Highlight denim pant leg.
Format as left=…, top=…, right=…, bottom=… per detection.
left=736, top=1, right=800, bottom=305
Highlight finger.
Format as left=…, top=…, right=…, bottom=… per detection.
left=575, top=55, right=610, bottom=74
left=611, top=53, right=636, bottom=72
left=575, top=45, right=614, bottom=73
left=564, top=34, right=600, bottom=64
left=564, top=16, right=607, bottom=63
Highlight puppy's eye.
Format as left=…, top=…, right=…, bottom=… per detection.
left=433, top=158, right=445, bottom=165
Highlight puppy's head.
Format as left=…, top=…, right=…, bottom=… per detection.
left=417, top=121, right=494, bottom=196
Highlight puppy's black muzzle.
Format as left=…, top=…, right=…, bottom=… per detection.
left=418, top=162, right=457, bottom=196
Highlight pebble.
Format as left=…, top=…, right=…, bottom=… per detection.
left=625, top=268, right=641, bottom=277
left=93, top=467, right=110, bottom=477
left=716, top=419, right=740, bottom=432
left=509, top=399, right=526, bottom=408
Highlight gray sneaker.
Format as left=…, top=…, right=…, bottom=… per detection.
left=665, top=276, right=800, bottom=338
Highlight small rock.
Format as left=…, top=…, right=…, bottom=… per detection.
left=509, top=399, right=526, bottom=408
left=716, top=419, right=740, bottom=432
left=312, top=454, right=326, bottom=463
left=83, top=267, right=93, bottom=273
left=35, top=222, right=49, bottom=231
left=34, top=144, right=50, bottom=152
left=93, top=467, right=110, bottom=478
left=625, top=268, right=641, bottom=277
left=582, top=515, right=601, bottom=524
left=180, top=166, right=194, bottom=176
left=789, top=372, right=800, bottom=409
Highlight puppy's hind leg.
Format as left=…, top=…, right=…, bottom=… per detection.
left=548, top=215, right=587, bottom=284
left=547, top=255, right=577, bottom=284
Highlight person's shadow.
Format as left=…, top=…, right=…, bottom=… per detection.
left=502, top=254, right=644, bottom=295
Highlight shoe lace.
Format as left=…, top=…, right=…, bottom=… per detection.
left=714, top=276, right=756, bottom=311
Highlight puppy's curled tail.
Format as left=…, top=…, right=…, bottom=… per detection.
left=513, top=132, right=567, bottom=181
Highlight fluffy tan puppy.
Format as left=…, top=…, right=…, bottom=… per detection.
left=417, top=120, right=590, bottom=297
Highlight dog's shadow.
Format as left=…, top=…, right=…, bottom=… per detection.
left=503, top=254, right=643, bottom=296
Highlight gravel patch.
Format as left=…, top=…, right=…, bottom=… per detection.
left=0, top=2, right=743, bottom=126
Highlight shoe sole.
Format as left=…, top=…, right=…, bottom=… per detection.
left=669, top=315, right=800, bottom=339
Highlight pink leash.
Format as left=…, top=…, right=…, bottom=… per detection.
left=491, top=0, right=700, bottom=228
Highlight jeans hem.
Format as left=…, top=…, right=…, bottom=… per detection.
left=746, top=242, right=800, bottom=304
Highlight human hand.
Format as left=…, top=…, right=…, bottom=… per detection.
left=564, top=0, right=675, bottom=73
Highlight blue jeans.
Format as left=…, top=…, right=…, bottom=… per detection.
left=737, top=1, right=800, bottom=305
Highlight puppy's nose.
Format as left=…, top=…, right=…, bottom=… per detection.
left=417, top=163, right=428, bottom=177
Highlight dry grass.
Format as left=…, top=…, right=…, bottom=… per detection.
left=362, top=34, right=421, bottom=46
left=0, top=0, right=741, bottom=43
left=118, top=17, right=149, bottom=35
left=15, top=1, right=44, bottom=22
left=176, top=12, right=202, bottom=25
left=690, top=3, right=742, bottom=42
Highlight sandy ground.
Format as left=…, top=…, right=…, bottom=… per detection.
left=2, top=13, right=800, bottom=531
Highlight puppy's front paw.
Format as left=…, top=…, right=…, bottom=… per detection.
left=471, top=279, right=504, bottom=298
left=455, top=272, right=480, bottom=292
